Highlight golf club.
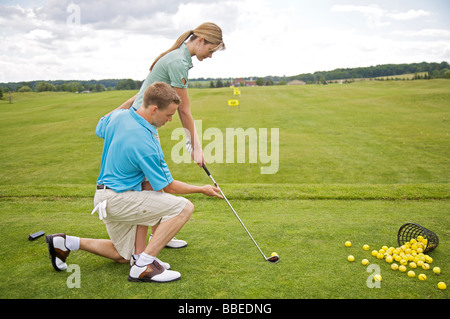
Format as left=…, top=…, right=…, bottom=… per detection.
left=186, top=139, right=279, bottom=263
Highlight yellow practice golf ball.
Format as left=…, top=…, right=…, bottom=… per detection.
left=437, top=282, right=447, bottom=290
left=374, top=275, right=382, bottom=282
left=422, top=263, right=430, bottom=270
left=409, top=262, right=417, bottom=269
left=391, top=263, right=399, bottom=271
left=345, top=241, right=352, bottom=247
left=418, top=274, right=427, bottom=281
left=347, top=255, right=355, bottom=262
left=399, top=265, right=407, bottom=272
left=433, top=267, right=441, bottom=275
left=271, top=252, right=278, bottom=257
left=371, top=250, right=378, bottom=257
left=408, top=270, right=416, bottom=278
left=385, top=256, right=393, bottom=263
left=361, top=259, right=369, bottom=266
left=400, top=259, right=408, bottom=266
left=377, top=253, right=384, bottom=259
left=363, top=244, right=370, bottom=251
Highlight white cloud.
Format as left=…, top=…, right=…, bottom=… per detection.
left=0, top=0, right=449, bottom=83
left=331, top=4, right=384, bottom=16
left=391, top=28, right=450, bottom=38
left=331, top=5, right=433, bottom=27
left=387, top=9, right=432, bottom=21
left=331, top=4, right=389, bottom=27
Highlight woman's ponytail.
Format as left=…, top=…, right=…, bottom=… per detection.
left=149, top=22, right=225, bottom=71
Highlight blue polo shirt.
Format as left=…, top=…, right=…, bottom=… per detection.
left=95, top=108, right=173, bottom=192
left=132, top=43, right=193, bottom=110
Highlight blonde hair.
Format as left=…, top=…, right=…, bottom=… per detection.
left=150, top=22, right=225, bottom=71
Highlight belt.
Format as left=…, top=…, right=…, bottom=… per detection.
left=97, top=184, right=112, bottom=190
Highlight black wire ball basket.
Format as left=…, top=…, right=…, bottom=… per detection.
left=397, top=223, right=439, bottom=253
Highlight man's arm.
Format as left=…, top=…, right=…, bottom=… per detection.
left=103, top=93, right=137, bottom=117
left=163, top=180, right=223, bottom=199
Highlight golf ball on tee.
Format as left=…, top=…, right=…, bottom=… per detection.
left=271, top=252, right=278, bottom=257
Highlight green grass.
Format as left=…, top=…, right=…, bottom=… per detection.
left=0, top=80, right=449, bottom=299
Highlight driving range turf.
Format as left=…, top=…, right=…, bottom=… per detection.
left=0, top=80, right=448, bottom=299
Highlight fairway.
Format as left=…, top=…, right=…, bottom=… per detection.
left=0, top=80, right=449, bottom=299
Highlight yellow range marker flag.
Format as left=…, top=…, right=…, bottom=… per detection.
left=227, top=99, right=239, bottom=106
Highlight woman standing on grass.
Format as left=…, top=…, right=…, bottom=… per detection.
left=117, top=22, right=225, bottom=254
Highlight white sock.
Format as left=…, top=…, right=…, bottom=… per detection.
left=135, top=252, right=155, bottom=267
left=65, top=235, right=80, bottom=251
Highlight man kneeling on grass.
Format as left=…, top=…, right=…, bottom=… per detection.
left=46, top=82, right=222, bottom=283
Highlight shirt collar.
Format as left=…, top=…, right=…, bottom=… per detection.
left=181, top=43, right=193, bottom=69
left=129, top=107, right=158, bottom=136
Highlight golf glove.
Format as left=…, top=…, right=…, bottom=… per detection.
left=91, top=200, right=107, bottom=220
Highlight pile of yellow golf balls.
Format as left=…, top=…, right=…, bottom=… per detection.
left=345, top=237, right=446, bottom=291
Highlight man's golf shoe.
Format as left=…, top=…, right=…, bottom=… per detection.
left=46, top=233, right=70, bottom=271
left=149, top=235, right=187, bottom=249
left=128, top=260, right=181, bottom=283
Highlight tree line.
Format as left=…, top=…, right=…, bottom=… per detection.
left=0, top=79, right=145, bottom=93
left=1, top=62, right=448, bottom=95
left=284, top=61, right=450, bottom=84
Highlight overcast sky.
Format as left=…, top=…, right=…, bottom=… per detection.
left=1, top=0, right=449, bottom=82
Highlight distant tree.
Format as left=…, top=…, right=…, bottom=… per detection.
left=116, top=79, right=137, bottom=90
left=209, top=80, right=215, bottom=88
left=216, top=78, right=223, bottom=88
left=67, top=82, right=84, bottom=92
left=36, top=82, right=55, bottom=92
left=444, top=70, right=450, bottom=79
left=18, top=86, right=33, bottom=92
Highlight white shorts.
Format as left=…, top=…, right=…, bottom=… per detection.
left=93, top=189, right=189, bottom=260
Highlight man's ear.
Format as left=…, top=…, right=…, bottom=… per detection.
left=149, top=104, right=158, bottom=115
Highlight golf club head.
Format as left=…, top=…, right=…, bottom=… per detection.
left=186, top=139, right=193, bottom=154
left=266, top=255, right=279, bottom=263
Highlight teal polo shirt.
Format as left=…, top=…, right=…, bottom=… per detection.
left=132, top=43, right=193, bottom=110
left=95, top=108, right=173, bottom=192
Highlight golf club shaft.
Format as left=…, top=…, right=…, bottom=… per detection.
left=201, top=163, right=267, bottom=260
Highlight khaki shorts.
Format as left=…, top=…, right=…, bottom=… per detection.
left=93, top=189, right=189, bottom=260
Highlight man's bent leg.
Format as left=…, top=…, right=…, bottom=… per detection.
left=128, top=202, right=194, bottom=283
left=80, top=238, right=127, bottom=263
left=135, top=225, right=149, bottom=255
left=144, top=201, right=194, bottom=257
